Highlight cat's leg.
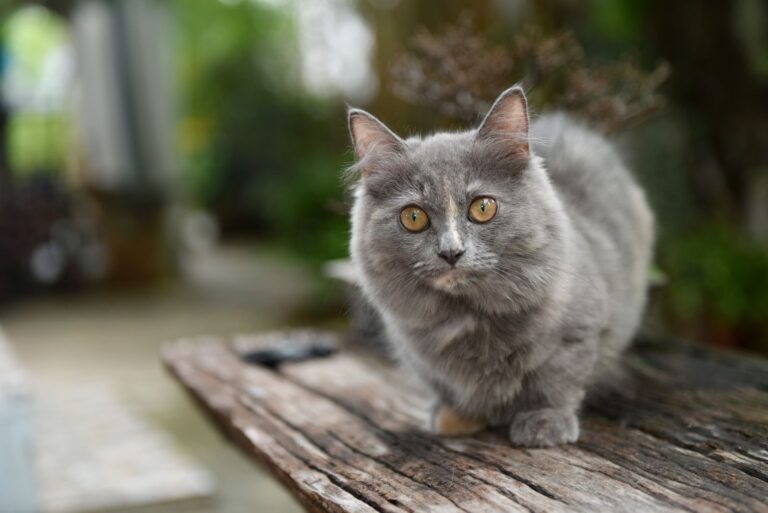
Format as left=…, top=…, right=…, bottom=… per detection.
left=508, top=339, right=597, bottom=447
left=431, top=404, right=486, bottom=436
left=508, top=407, right=580, bottom=447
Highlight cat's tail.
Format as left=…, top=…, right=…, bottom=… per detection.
left=324, top=259, right=393, bottom=359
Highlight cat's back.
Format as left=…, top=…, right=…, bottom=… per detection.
left=530, top=112, right=653, bottom=252
left=531, top=112, right=654, bottom=357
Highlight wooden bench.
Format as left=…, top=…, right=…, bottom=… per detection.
left=163, top=330, right=768, bottom=513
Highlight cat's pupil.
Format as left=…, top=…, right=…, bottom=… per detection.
left=411, top=211, right=418, bottom=221
left=480, top=202, right=486, bottom=212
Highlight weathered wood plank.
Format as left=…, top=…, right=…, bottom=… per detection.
left=169, top=341, right=381, bottom=513
left=163, top=333, right=768, bottom=513
left=281, top=353, right=765, bottom=513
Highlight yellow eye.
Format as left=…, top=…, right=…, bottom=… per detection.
left=468, top=196, right=498, bottom=223
left=400, top=206, right=429, bottom=232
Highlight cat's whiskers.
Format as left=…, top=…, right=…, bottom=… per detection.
left=491, top=259, right=602, bottom=297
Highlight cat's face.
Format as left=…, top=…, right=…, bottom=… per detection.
left=349, top=88, right=564, bottom=312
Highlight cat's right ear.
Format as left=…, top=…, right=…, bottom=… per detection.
left=348, top=108, right=404, bottom=168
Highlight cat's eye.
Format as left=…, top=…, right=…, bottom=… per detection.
left=468, top=197, right=498, bottom=223
left=400, top=206, right=430, bottom=232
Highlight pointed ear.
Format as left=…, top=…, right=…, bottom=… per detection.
left=476, top=86, right=530, bottom=158
left=348, top=108, right=404, bottom=162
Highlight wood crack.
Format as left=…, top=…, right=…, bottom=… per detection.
left=325, top=431, right=479, bottom=513
left=564, top=460, right=699, bottom=513
left=576, top=440, right=750, bottom=513
left=280, top=370, right=564, bottom=509
left=628, top=424, right=768, bottom=486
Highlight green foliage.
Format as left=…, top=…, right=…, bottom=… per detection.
left=174, top=0, right=350, bottom=262
left=587, top=0, right=644, bottom=44
left=3, top=4, right=68, bottom=77
left=661, top=225, right=768, bottom=350
left=2, top=5, right=71, bottom=175
left=9, top=114, right=70, bottom=174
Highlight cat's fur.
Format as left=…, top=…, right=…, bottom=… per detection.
left=346, top=87, right=654, bottom=447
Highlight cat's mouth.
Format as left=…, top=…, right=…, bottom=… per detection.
left=431, top=269, right=471, bottom=293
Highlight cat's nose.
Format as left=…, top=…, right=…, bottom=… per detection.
left=437, top=247, right=465, bottom=265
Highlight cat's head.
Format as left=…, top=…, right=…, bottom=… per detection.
left=348, top=87, right=567, bottom=314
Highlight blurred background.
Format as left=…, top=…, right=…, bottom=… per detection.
left=0, top=0, right=766, bottom=512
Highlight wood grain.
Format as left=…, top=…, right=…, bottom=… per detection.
left=163, top=333, right=768, bottom=513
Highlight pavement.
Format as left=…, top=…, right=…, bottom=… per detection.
left=0, top=242, right=338, bottom=513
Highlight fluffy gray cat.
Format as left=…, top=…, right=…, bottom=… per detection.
left=346, top=86, right=654, bottom=447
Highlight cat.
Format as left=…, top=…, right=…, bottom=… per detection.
left=345, top=86, right=654, bottom=447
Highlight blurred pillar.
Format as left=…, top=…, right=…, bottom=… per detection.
left=71, top=0, right=176, bottom=283
left=0, top=332, right=39, bottom=513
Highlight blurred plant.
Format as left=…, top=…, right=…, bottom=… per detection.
left=661, top=225, right=768, bottom=352
left=391, top=17, right=670, bottom=133
left=175, top=0, right=349, bottom=263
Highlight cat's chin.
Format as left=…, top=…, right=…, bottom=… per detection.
left=430, top=269, right=471, bottom=294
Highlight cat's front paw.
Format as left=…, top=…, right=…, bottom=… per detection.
left=508, top=408, right=579, bottom=447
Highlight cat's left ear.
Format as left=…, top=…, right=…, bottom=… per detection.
left=476, top=86, right=530, bottom=158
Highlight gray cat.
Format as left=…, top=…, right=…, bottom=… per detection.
left=346, top=86, right=654, bottom=447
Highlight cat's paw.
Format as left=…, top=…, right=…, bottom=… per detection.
left=508, top=408, right=579, bottom=447
left=431, top=405, right=486, bottom=436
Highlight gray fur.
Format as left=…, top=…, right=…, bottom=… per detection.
left=346, top=86, right=654, bottom=447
